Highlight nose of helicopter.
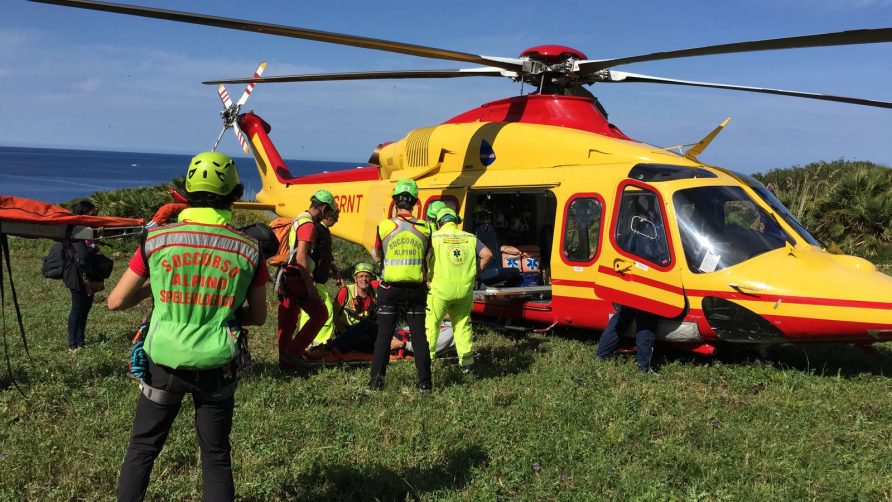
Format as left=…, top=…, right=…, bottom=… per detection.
left=690, top=245, right=892, bottom=343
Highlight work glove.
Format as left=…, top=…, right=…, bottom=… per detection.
left=129, top=339, right=148, bottom=380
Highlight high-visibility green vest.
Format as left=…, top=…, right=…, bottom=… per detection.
left=287, top=212, right=315, bottom=273
left=429, top=222, right=478, bottom=300
left=340, top=283, right=376, bottom=327
left=377, top=215, right=431, bottom=283
left=142, top=220, right=260, bottom=369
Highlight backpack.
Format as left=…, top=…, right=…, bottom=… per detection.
left=78, top=246, right=114, bottom=280
left=237, top=222, right=279, bottom=260
left=42, top=242, right=66, bottom=280
left=267, top=217, right=294, bottom=267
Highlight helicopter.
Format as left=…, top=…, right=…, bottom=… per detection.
left=30, top=0, right=892, bottom=354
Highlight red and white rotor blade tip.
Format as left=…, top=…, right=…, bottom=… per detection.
left=233, top=127, right=250, bottom=155
left=217, top=84, right=234, bottom=108
left=236, top=61, right=267, bottom=107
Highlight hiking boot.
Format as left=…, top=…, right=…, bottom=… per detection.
left=279, top=350, right=309, bottom=370
left=305, top=345, right=329, bottom=361
left=367, top=375, right=385, bottom=392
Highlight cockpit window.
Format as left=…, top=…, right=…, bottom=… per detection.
left=733, top=173, right=823, bottom=247
left=673, top=186, right=792, bottom=273
left=616, top=186, right=671, bottom=267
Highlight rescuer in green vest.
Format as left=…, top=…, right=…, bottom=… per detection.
left=301, top=207, right=341, bottom=346
left=333, top=261, right=378, bottom=333
left=277, top=189, right=338, bottom=369
left=368, top=178, right=433, bottom=393
left=425, top=208, right=492, bottom=372
left=107, top=151, right=269, bottom=501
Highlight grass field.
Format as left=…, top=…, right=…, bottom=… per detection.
left=1, top=236, right=891, bottom=500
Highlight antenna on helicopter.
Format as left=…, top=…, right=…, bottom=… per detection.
left=212, top=61, right=267, bottom=155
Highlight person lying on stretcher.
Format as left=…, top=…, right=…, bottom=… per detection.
left=306, top=321, right=456, bottom=363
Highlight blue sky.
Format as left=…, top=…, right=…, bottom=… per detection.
left=3, top=0, right=892, bottom=173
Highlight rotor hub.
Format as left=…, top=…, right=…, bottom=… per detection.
left=520, top=45, right=587, bottom=64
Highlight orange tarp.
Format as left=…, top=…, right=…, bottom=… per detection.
left=0, top=196, right=143, bottom=227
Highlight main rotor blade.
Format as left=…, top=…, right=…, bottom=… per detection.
left=602, top=71, right=892, bottom=109
left=578, top=27, right=892, bottom=73
left=29, top=0, right=524, bottom=72
left=203, top=68, right=510, bottom=85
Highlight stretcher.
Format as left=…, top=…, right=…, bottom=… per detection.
left=0, top=196, right=145, bottom=395
left=0, top=196, right=144, bottom=241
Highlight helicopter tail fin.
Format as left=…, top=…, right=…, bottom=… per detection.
left=237, top=111, right=381, bottom=214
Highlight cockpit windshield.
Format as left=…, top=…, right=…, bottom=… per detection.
left=673, top=186, right=792, bottom=273
left=733, top=172, right=823, bottom=247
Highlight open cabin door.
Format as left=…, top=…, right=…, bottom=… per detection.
left=594, top=180, right=686, bottom=318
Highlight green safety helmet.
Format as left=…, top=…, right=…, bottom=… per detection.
left=437, top=207, right=458, bottom=225
left=426, top=200, right=446, bottom=221
left=392, top=178, right=419, bottom=199
left=353, top=262, right=376, bottom=277
left=311, top=189, right=338, bottom=211
left=185, top=152, right=240, bottom=195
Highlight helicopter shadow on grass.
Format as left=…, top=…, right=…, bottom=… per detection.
left=549, top=326, right=892, bottom=378
left=651, top=341, right=892, bottom=378
left=252, top=444, right=488, bottom=501
left=431, top=325, right=541, bottom=384
left=715, top=342, right=891, bottom=378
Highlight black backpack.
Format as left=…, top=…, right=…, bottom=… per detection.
left=78, top=246, right=114, bottom=280
left=42, top=243, right=67, bottom=280
left=237, top=223, right=279, bottom=261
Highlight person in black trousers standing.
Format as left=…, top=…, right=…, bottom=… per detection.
left=63, top=200, right=100, bottom=351
left=368, top=179, right=433, bottom=393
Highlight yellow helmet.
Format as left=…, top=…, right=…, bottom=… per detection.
left=353, top=262, right=375, bottom=277
left=185, top=152, right=239, bottom=195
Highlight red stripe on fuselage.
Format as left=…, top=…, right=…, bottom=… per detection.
left=686, top=289, right=892, bottom=310
left=596, top=265, right=684, bottom=294
left=551, top=278, right=597, bottom=288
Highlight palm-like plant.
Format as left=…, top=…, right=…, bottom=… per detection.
left=754, top=160, right=892, bottom=260
left=810, top=168, right=892, bottom=258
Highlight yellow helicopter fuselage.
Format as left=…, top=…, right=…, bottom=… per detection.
left=238, top=95, right=892, bottom=352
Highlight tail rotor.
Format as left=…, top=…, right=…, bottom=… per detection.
left=213, top=61, right=267, bottom=155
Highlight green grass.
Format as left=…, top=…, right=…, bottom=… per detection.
left=1, top=237, right=891, bottom=500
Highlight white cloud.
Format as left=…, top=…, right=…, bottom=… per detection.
left=72, top=77, right=101, bottom=93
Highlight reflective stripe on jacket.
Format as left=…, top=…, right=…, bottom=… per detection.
left=377, top=216, right=431, bottom=283
left=142, top=221, right=260, bottom=369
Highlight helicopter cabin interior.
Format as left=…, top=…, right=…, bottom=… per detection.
left=460, top=190, right=557, bottom=299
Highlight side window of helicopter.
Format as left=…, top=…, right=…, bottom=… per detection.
left=561, top=195, right=603, bottom=263
left=615, top=186, right=671, bottom=267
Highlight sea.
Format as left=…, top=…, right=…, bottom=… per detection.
left=0, top=146, right=361, bottom=203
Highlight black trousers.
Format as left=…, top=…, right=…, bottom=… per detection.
left=118, top=360, right=236, bottom=502
left=67, top=288, right=93, bottom=348
left=368, top=283, right=432, bottom=390
left=332, top=318, right=378, bottom=354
